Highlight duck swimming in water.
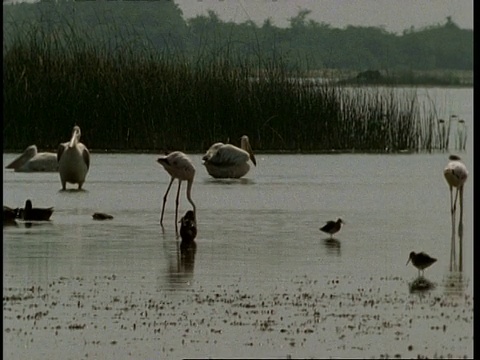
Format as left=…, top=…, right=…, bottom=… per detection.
left=18, top=199, right=54, bottom=221
left=3, top=206, right=19, bottom=225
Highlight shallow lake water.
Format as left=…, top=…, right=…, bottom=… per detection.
left=3, top=149, right=473, bottom=359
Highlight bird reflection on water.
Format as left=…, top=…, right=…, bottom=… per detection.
left=322, top=238, right=341, bottom=256
left=408, top=276, right=436, bottom=293
left=442, top=272, right=467, bottom=297
left=162, top=211, right=198, bottom=289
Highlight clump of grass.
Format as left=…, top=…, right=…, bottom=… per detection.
left=3, top=21, right=451, bottom=153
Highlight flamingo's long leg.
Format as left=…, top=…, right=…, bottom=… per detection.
left=449, top=187, right=456, bottom=271
left=458, top=186, right=464, bottom=271
left=175, top=179, right=182, bottom=235
left=161, top=177, right=175, bottom=226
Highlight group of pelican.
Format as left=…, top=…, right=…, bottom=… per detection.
left=6, top=131, right=257, bottom=233
left=6, top=125, right=91, bottom=191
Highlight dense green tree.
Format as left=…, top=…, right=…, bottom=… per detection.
left=3, top=4, right=473, bottom=72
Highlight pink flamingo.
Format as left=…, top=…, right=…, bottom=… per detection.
left=157, top=151, right=196, bottom=234
left=443, top=154, right=468, bottom=270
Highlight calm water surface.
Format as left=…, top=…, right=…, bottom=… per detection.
left=3, top=152, right=473, bottom=359
left=3, top=88, right=473, bottom=359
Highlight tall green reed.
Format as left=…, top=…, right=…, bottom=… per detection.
left=3, top=22, right=450, bottom=153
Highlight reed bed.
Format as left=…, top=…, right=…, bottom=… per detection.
left=3, top=24, right=452, bottom=153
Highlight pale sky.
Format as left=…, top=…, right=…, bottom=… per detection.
left=174, top=0, right=473, bottom=34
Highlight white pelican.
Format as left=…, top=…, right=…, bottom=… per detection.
left=57, top=125, right=90, bottom=190
left=157, top=151, right=196, bottom=234
left=202, top=135, right=257, bottom=178
left=5, top=145, right=58, bottom=172
left=443, top=154, right=468, bottom=270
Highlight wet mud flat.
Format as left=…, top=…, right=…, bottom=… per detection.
left=3, top=273, right=473, bottom=359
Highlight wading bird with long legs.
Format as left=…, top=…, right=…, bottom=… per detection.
left=157, top=151, right=196, bottom=234
left=443, top=154, right=468, bottom=271
left=202, top=135, right=256, bottom=179
left=320, top=218, right=344, bottom=239
left=406, top=251, right=437, bottom=277
left=6, top=145, right=58, bottom=172
left=57, top=125, right=90, bottom=190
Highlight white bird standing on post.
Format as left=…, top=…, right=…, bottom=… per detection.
left=443, top=154, right=468, bottom=270
left=157, top=151, right=196, bottom=234
left=57, top=125, right=90, bottom=190
left=202, top=135, right=256, bottom=179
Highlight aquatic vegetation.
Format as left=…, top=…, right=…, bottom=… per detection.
left=3, top=22, right=454, bottom=153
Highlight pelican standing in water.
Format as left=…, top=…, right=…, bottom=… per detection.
left=443, top=154, right=468, bottom=270
left=57, top=126, right=90, bottom=190
left=202, top=135, right=257, bottom=179
left=5, top=145, right=58, bottom=172
left=157, top=151, right=196, bottom=234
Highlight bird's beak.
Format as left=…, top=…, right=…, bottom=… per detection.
left=406, top=258, right=411, bottom=266
left=69, top=129, right=78, bottom=148
left=245, top=141, right=256, bottom=166
left=5, top=152, right=29, bottom=169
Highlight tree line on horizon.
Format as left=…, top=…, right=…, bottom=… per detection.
left=3, top=1, right=473, bottom=72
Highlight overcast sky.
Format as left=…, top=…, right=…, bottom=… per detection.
left=174, top=0, right=473, bottom=34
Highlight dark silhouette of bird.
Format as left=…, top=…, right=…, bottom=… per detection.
left=406, top=251, right=437, bottom=277
left=4, top=206, right=19, bottom=225
left=92, top=212, right=114, bottom=220
left=320, top=218, right=344, bottom=238
left=179, top=210, right=197, bottom=244
left=18, top=199, right=53, bottom=221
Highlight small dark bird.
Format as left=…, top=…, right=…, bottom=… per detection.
left=92, top=212, right=114, bottom=220
left=4, top=206, right=19, bottom=225
left=18, top=199, right=53, bottom=221
left=179, top=210, right=197, bottom=243
left=406, top=251, right=437, bottom=277
left=320, top=218, right=344, bottom=238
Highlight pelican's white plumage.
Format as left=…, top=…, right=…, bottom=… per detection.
left=5, top=145, right=58, bottom=172
left=202, top=135, right=257, bottom=178
left=57, top=125, right=90, bottom=190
